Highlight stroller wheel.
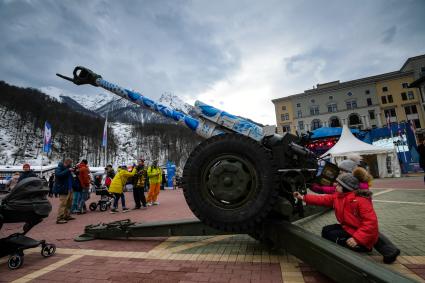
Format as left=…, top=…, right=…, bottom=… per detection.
left=100, top=203, right=108, bottom=211
left=8, top=254, right=24, bottom=269
left=89, top=202, right=97, bottom=211
left=41, top=244, right=56, bottom=257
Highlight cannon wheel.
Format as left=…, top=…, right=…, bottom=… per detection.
left=183, top=134, right=279, bottom=232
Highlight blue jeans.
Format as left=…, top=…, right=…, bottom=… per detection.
left=71, top=191, right=82, bottom=212
left=113, top=193, right=126, bottom=209
left=79, top=189, right=89, bottom=212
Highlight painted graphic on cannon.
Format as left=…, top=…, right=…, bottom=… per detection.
left=96, top=78, right=227, bottom=139
left=195, top=101, right=265, bottom=141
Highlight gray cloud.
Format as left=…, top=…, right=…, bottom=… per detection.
left=381, top=26, right=397, bottom=44
left=0, top=0, right=424, bottom=124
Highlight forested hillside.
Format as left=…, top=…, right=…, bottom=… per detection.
left=0, top=81, right=202, bottom=169
left=0, top=81, right=118, bottom=165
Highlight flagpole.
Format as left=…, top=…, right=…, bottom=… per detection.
left=41, top=125, right=44, bottom=177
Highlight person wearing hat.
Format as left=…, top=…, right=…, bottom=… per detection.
left=132, top=159, right=148, bottom=209
left=310, top=158, right=371, bottom=194
left=294, top=173, right=379, bottom=252
left=18, top=163, right=37, bottom=182
left=310, top=162, right=400, bottom=263
left=146, top=160, right=162, bottom=206
left=108, top=164, right=136, bottom=213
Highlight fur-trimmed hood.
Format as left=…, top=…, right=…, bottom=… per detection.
left=353, top=167, right=373, bottom=183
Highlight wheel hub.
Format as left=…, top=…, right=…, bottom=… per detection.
left=207, top=159, right=252, bottom=203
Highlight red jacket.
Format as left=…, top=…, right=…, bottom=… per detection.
left=304, top=192, right=378, bottom=249
left=78, top=164, right=91, bottom=189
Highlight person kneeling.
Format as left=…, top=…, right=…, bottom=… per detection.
left=294, top=173, right=378, bottom=252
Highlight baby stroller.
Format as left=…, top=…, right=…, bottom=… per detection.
left=89, top=182, right=113, bottom=212
left=0, top=177, right=56, bottom=269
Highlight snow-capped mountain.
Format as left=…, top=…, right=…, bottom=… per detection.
left=41, top=86, right=195, bottom=125
left=93, top=92, right=195, bottom=124
left=40, top=86, right=114, bottom=112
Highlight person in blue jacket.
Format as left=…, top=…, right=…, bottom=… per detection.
left=54, top=158, right=75, bottom=224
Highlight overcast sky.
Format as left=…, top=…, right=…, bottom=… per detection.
left=1, top=0, right=424, bottom=124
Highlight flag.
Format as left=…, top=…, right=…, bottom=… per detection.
left=102, top=118, right=108, bottom=147
left=386, top=114, right=391, bottom=130
left=409, top=119, right=416, bottom=133
left=43, top=121, right=52, bottom=153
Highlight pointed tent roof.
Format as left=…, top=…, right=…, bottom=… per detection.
left=321, top=125, right=392, bottom=157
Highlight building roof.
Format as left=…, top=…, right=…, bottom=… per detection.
left=409, top=76, right=425, bottom=88
left=400, top=54, right=425, bottom=71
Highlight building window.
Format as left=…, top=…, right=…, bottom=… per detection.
left=388, top=95, right=393, bottom=103
left=311, top=119, right=322, bottom=130
left=367, top=98, right=372, bottom=106
left=384, top=108, right=397, bottom=118
left=408, top=91, right=414, bottom=100
left=365, top=89, right=370, bottom=95
left=381, top=96, right=387, bottom=104
left=311, top=99, right=315, bottom=103
left=296, top=103, right=301, bottom=107
left=329, top=116, right=340, bottom=127
left=310, top=106, right=319, bottom=115
left=285, top=113, right=289, bottom=120
left=405, top=105, right=418, bottom=115
left=348, top=113, right=362, bottom=127
left=369, top=110, right=375, bottom=120
left=347, top=92, right=353, bottom=97
left=282, top=125, right=291, bottom=133
left=382, top=86, right=388, bottom=92
left=414, top=119, right=421, bottom=128
left=298, top=121, right=304, bottom=130
left=297, top=110, right=302, bottom=118
left=401, top=92, right=407, bottom=101
left=327, top=103, right=337, bottom=113
left=329, top=95, right=333, bottom=100
left=402, top=82, right=409, bottom=88
left=282, top=106, right=286, bottom=110
left=346, top=100, right=357, bottom=110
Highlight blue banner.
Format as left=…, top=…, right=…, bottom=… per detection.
left=166, top=161, right=176, bottom=187
left=43, top=121, right=52, bottom=153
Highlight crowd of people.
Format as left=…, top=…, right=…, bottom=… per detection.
left=51, top=157, right=171, bottom=224
left=1, top=152, right=402, bottom=264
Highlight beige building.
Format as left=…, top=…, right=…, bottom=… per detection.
left=272, top=55, right=425, bottom=139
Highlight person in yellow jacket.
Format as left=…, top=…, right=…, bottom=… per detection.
left=146, top=161, right=162, bottom=206
left=109, top=165, right=136, bottom=213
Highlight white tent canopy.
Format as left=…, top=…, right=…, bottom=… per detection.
left=321, top=125, right=400, bottom=178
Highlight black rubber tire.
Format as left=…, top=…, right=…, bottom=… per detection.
left=89, top=202, right=97, bottom=211
left=8, top=254, right=24, bottom=269
left=41, top=244, right=56, bottom=257
left=99, top=203, right=108, bottom=211
left=182, top=134, right=279, bottom=233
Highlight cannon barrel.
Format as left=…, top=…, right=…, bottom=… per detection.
left=57, top=66, right=266, bottom=141
left=57, top=66, right=224, bottom=139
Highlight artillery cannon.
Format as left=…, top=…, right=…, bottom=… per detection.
left=57, top=66, right=319, bottom=233
left=57, top=67, right=414, bottom=283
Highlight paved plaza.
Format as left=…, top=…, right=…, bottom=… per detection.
left=1, top=177, right=425, bottom=282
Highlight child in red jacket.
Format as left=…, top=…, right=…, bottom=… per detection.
left=294, top=172, right=378, bottom=252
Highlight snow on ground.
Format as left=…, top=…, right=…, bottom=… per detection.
left=0, top=107, right=52, bottom=166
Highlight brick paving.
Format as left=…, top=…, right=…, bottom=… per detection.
left=1, top=178, right=425, bottom=282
